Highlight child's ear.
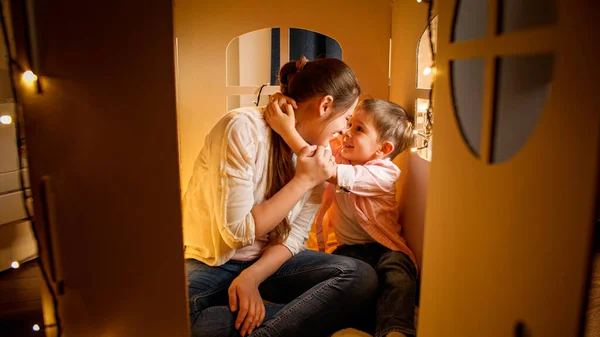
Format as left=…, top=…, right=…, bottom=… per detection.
left=376, top=141, right=395, bottom=157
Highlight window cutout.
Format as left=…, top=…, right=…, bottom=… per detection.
left=417, top=16, right=438, bottom=90
left=451, top=58, right=486, bottom=157
left=227, top=28, right=280, bottom=87
left=452, top=0, right=488, bottom=42
left=415, top=98, right=432, bottom=161
left=227, top=95, right=271, bottom=111
left=270, top=28, right=280, bottom=85
left=491, top=54, right=553, bottom=163
left=500, top=0, right=557, bottom=34
left=289, top=28, right=342, bottom=61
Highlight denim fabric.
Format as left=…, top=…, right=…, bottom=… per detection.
left=187, top=250, right=378, bottom=337
left=333, top=243, right=417, bottom=337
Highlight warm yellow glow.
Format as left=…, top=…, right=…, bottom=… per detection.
left=23, top=70, right=37, bottom=83
left=33, top=324, right=40, bottom=331
left=423, top=67, right=432, bottom=76
left=417, top=101, right=429, bottom=113
left=416, top=0, right=423, bottom=2
left=0, top=115, right=11, bottom=125
left=11, top=261, right=20, bottom=269
left=413, top=130, right=418, bottom=135
left=411, top=147, right=418, bottom=152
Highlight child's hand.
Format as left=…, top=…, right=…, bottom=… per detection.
left=265, top=101, right=296, bottom=138
left=265, top=92, right=310, bottom=154
left=269, top=92, right=298, bottom=110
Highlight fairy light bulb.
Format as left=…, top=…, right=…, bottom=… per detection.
left=411, top=147, right=418, bottom=152
left=32, top=324, right=40, bottom=331
left=413, top=130, right=418, bottom=135
left=423, top=67, right=432, bottom=76
left=23, top=71, right=37, bottom=83
left=0, top=115, right=11, bottom=125
left=11, top=261, right=20, bottom=269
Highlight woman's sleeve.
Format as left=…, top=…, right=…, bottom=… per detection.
left=218, top=117, right=259, bottom=249
left=282, top=182, right=326, bottom=255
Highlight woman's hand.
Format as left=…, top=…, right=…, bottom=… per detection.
left=265, top=101, right=296, bottom=139
left=229, top=271, right=266, bottom=336
left=294, top=145, right=336, bottom=189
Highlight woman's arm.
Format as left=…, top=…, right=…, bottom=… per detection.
left=222, top=118, right=334, bottom=249
left=251, top=174, right=313, bottom=238
left=229, top=244, right=292, bottom=336
left=230, top=181, right=325, bottom=336
left=251, top=145, right=333, bottom=238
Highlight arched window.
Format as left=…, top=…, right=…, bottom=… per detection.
left=415, top=15, right=437, bottom=161
left=226, top=28, right=342, bottom=111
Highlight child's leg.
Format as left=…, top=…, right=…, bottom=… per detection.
left=333, top=243, right=388, bottom=335
left=374, top=251, right=418, bottom=337
left=332, top=243, right=384, bottom=266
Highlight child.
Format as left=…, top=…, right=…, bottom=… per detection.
left=265, top=96, right=418, bottom=337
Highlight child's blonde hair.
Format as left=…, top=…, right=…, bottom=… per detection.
left=356, top=99, right=415, bottom=159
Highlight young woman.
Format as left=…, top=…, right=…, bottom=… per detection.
left=183, top=57, right=378, bottom=337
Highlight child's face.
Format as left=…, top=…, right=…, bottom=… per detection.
left=340, top=109, right=384, bottom=165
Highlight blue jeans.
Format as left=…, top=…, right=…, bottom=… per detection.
left=333, top=243, right=417, bottom=337
left=187, top=250, right=378, bottom=337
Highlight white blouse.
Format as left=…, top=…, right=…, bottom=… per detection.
left=182, top=107, right=324, bottom=266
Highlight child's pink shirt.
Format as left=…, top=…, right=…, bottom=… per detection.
left=314, top=138, right=418, bottom=270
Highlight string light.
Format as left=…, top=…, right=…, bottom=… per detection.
left=0, top=3, right=61, bottom=336
left=11, top=261, right=20, bottom=269
left=424, top=0, right=435, bottom=143
left=412, top=0, right=435, bottom=155
left=23, top=70, right=37, bottom=83
left=32, top=323, right=57, bottom=332
left=0, top=115, right=11, bottom=124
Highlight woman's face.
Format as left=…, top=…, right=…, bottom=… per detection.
left=297, top=97, right=358, bottom=146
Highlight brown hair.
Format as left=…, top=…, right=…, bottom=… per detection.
left=357, top=99, right=415, bottom=160
left=264, top=57, right=361, bottom=245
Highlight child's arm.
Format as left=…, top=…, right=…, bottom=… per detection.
left=264, top=100, right=310, bottom=155
left=335, top=162, right=400, bottom=197
left=326, top=168, right=338, bottom=186
left=266, top=93, right=339, bottom=185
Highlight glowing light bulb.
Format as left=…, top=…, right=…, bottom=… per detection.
left=416, top=0, right=423, bottom=2
left=0, top=115, right=11, bottom=125
left=413, top=130, right=418, bottom=135
left=23, top=71, right=37, bottom=83
left=33, top=324, right=40, bottom=331
left=411, top=147, right=418, bottom=152
left=11, top=261, right=20, bottom=269
left=423, top=67, right=432, bottom=76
